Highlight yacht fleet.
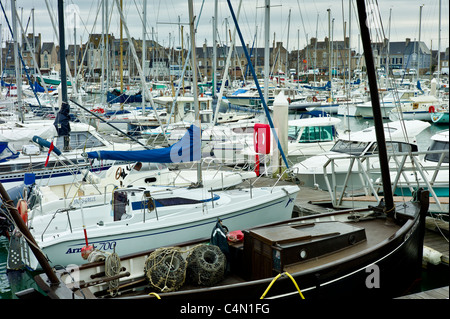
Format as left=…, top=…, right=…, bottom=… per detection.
left=0, top=0, right=448, bottom=287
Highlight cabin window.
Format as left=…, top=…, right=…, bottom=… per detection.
left=143, top=162, right=166, bottom=171
left=288, top=126, right=302, bottom=141
left=113, top=191, right=130, bottom=221
left=331, top=140, right=369, bottom=156
left=201, top=113, right=212, bottom=124
left=297, top=126, right=335, bottom=143
left=369, top=142, right=416, bottom=155
left=425, top=141, right=449, bottom=163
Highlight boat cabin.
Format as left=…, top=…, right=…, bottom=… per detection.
left=424, top=130, right=449, bottom=164
left=288, top=118, right=340, bottom=144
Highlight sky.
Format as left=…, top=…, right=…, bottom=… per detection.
left=1, top=0, right=449, bottom=53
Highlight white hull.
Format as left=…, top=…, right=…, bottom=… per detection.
left=356, top=105, right=394, bottom=118
left=389, top=110, right=433, bottom=122
left=21, top=185, right=299, bottom=270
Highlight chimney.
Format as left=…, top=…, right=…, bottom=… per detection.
left=405, top=38, right=411, bottom=47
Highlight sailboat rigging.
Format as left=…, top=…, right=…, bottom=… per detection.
left=0, top=0, right=431, bottom=301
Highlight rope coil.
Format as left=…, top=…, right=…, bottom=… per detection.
left=105, top=252, right=121, bottom=297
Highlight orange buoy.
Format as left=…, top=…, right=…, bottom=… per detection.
left=16, top=199, right=28, bottom=225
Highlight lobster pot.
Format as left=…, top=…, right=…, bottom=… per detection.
left=144, top=248, right=186, bottom=292
left=186, top=244, right=226, bottom=286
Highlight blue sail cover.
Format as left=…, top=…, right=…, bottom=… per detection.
left=302, top=81, right=331, bottom=91
left=33, top=81, right=56, bottom=93
left=86, top=124, right=201, bottom=163
left=0, top=142, right=19, bottom=163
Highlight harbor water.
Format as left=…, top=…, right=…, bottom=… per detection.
left=0, top=110, right=448, bottom=299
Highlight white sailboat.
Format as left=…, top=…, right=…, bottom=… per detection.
left=0, top=121, right=141, bottom=192
left=11, top=125, right=298, bottom=270
left=6, top=1, right=300, bottom=272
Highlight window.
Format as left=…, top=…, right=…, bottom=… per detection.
left=298, top=126, right=334, bottom=143
left=289, top=126, right=335, bottom=143
left=369, top=142, right=416, bottom=155
left=331, top=140, right=370, bottom=155
left=288, top=126, right=302, bottom=141
left=183, top=102, right=192, bottom=113
left=425, top=141, right=449, bottom=163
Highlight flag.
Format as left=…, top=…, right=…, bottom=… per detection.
left=44, top=141, right=55, bottom=167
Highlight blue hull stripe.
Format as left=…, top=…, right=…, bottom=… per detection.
left=67, top=198, right=286, bottom=247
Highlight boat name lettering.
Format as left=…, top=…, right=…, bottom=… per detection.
left=65, top=241, right=117, bottom=254
left=72, top=197, right=97, bottom=205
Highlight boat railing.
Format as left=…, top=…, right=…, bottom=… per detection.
left=321, top=149, right=448, bottom=212
left=41, top=206, right=77, bottom=241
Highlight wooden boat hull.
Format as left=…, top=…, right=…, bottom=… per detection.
left=131, top=201, right=426, bottom=300
left=32, top=191, right=427, bottom=300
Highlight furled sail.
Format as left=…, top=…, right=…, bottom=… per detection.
left=86, top=124, right=201, bottom=163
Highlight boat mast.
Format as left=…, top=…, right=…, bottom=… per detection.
left=120, top=0, right=123, bottom=100
left=356, top=1, right=394, bottom=215
left=56, top=0, right=71, bottom=151
left=142, top=0, right=147, bottom=113
left=437, top=0, right=441, bottom=83
left=385, top=8, right=391, bottom=78
left=327, top=8, right=331, bottom=101
left=212, top=0, right=217, bottom=100
left=101, top=0, right=105, bottom=105
left=264, top=0, right=270, bottom=105
left=417, top=5, right=423, bottom=79
left=188, top=0, right=202, bottom=186
left=285, top=8, right=291, bottom=77
left=57, top=0, right=68, bottom=105
left=10, top=0, right=23, bottom=122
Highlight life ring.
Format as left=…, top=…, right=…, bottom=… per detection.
left=17, top=199, right=28, bottom=225
left=287, top=97, right=291, bottom=104
left=115, top=167, right=123, bottom=180
left=428, top=105, right=435, bottom=113
left=312, top=96, right=318, bottom=102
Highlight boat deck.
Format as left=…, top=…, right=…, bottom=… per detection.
left=284, top=217, right=399, bottom=274
left=395, top=286, right=449, bottom=299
